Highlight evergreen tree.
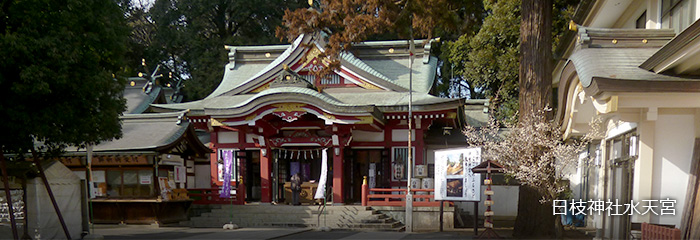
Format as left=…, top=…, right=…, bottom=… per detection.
left=444, top=0, right=578, bottom=123
left=0, top=0, right=130, bottom=154
left=143, top=0, right=307, bottom=101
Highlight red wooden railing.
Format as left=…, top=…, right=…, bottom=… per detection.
left=361, top=181, right=448, bottom=207
left=188, top=188, right=242, bottom=205
left=641, top=223, right=681, bottom=240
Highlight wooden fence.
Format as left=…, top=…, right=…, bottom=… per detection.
left=641, top=222, right=681, bottom=240
left=361, top=183, right=448, bottom=207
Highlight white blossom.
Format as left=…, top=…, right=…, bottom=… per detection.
left=463, top=112, right=601, bottom=203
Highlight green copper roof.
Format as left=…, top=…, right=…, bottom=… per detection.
left=124, top=77, right=166, bottom=114
left=339, top=51, right=392, bottom=82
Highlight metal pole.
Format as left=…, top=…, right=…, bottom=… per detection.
left=439, top=200, right=444, bottom=232
left=0, top=145, right=19, bottom=240
left=87, top=144, right=94, bottom=234
left=31, top=148, right=71, bottom=239
left=405, top=30, right=415, bottom=233
left=474, top=201, right=479, bottom=236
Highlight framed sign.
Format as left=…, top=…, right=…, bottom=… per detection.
left=434, top=147, right=481, bottom=201
left=175, top=166, right=186, bottom=183
left=391, top=147, right=415, bottom=181
left=217, top=149, right=238, bottom=182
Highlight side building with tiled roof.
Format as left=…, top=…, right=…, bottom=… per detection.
left=57, top=76, right=211, bottom=224
left=555, top=0, right=700, bottom=239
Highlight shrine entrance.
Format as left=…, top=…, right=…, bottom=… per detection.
left=273, top=147, right=328, bottom=204
left=346, top=149, right=386, bottom=203
left=243, top=150, right=261, bottom=202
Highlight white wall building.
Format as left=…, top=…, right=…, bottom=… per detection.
left=556, top=0, right=700, bottom=239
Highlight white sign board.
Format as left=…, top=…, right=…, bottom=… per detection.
left=175, top=166, right=186, bottom=183
left=434, top=147, right=481, bottom=201
left=140, top=175, right=152, bottom=185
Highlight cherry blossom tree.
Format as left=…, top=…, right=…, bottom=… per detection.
left=463, top=111, right=601, bottom=237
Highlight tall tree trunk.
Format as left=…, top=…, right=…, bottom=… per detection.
left=518, top=0, right=553, bottom=121
left=515, top=0, right=559, bottom=238
left=514, top=186, right=557, bottom=237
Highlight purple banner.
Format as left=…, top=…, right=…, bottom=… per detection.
left=220, top=150, right=233, bottom=198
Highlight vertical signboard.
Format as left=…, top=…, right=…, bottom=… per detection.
left=0, top=190, right=24, bottom=225
left=434, top=147, right=482, bottom=201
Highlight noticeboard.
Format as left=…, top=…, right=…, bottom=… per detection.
left=434, top=147, right=482, bottom=201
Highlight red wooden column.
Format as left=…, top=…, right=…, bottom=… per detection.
left=209, top=131, right=219, bottom=188
left=415, top=129, right=425, bottom=165
left=236, top=151, right=247, bottom=204
left=260, top=147, right=272, bottom=203
left=237, top=128, right=247, bottom=204
left=332, top=147, right=344, bottom=204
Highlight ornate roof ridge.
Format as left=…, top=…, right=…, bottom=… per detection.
left=339, top=51, right=392, bottom=82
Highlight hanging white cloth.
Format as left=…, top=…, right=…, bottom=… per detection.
left=314, top=149, right=328, bottom=199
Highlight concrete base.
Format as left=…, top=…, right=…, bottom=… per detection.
left=83, top=234, right=105, bottom=240
left=372, top=206, right=455, bottom=231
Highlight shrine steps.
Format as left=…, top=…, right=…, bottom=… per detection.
left=182, top=205, right=404, bottom=231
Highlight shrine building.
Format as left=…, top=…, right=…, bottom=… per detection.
left=152, top=33, right=484, bottom=205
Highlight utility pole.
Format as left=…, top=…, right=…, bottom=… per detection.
left=405, top=28, right=415, bottom=233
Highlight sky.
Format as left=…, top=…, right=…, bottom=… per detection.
left=132, top=0, right=155, bottom=9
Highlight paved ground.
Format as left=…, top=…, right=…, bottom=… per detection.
left=93, top=225, right=484, bottom=240
left=274, top=230, right=476, bottom=239
left=91, top=225, right=591, bottom=240
left=94, top=225, right=310, bottom=239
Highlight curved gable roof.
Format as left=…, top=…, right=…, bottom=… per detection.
left=566, top=47, right=700, bottom=97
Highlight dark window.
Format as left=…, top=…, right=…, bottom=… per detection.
left=103, top=169, right=155, bottom=198
left=662, top=0, right=682, bottom=17
left=636, top=11, right=647, bottom=29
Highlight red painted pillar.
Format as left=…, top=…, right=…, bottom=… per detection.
left=361, top=176, right=368, bottom=206
left=415, top=129, right=425, bottom=165
left=237, top=129, right=247, bottom=204
left=260, top=148, right=272, bottom=203
left=332, top=147, right=344, bottom=204
left=209, top=131, right=219, bottom=188
left=237, top=151, right=247, bottom=204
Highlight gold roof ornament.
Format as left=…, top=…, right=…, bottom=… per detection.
left=569, top=20, right=578, bottom=31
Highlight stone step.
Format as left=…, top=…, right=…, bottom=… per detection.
left=190, top=216, right=365, bottom=225
left=216, top=206, right=367, bottom=212
left=189, top=217, right=366, bottom=226
left=349, top=221, right=403, bottom=230
left=186, top=205, right=404, bottom=231
left=210, top=208, right=369, bottom=214
left=202, top=210, right=374, bottom=216
left=189, top=221, right=404, bottom=231
left=361, top=218, right=394, bottom=224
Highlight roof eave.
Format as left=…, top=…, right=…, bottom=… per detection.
left=640, top=19, right=700, bottom=72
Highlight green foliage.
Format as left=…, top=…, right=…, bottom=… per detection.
left=0, top=0, right=129, bottom=153
left=139, top=0, right=306, bottom=101
left=446, top=0, right=520, bottom=122
left=553, top=0, right=580, bottom=50
left=443, top=0, right=579, bottom=122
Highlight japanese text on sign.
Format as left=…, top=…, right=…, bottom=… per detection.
left=553, top=198, right=676, bottom=216
left=0, top=190, right=25, bottom=223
